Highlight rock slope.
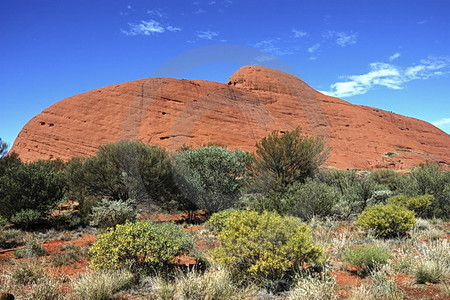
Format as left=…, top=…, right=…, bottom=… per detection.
left=11, top=65, right=450, bottom=170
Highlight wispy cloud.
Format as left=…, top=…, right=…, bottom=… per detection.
left=197, top=30, right=219, bottom=40
left=325, top=31, right=357, bottom=47
left=121, top=20, right=181, bottom=36
left=147, top=9, right=166, bottom=18
left=389, top=52, right=401, bottom=61
left=321, top=57, right=450, bottom=98
left=307, top=43, right=320, bottom=53
left=292, top=29, right=308, bottom=38
left=254, top=39, right=294, bottom=56
left=431, top=118, right=450, bottom=130
left=417, top=19, right=428, bottom=25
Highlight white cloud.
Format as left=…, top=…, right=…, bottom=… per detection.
left=195, top=8, right=206, bottom=14
left=147, top=9, right=166, bottom=18
left=122, top=20, right=181, bottom=36
left=417, top=19, right=428, bottom=25
left=254, top=39, right=293, bottom=56
left=292, top=29, right=308, bottom=38
left=389, top=52, right=401, bottom=61
left=307, top=43, right=320, bottom=53
left=432, top=118, right=450, bottom=128
left=325, top=31, right=357, bottom=47
left=197, top=30, right=219, bottom=40
left=321, top=57, right=450, bottom=98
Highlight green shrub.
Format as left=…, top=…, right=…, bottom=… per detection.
left=65, top=140, right=180, bottom=210
left=209, top=210, right=324, bottom=292
left=72, top=269, right=134, bottom=300
left=287, top=180, right=338, bottom=221
left=89, top=198, right=136, bottom=228
left=356, top=204, right=416, bottom=238
left=10, top=209, right=42, bottom=229
left=172, top=145, right=253, bottom=213
left=89, top=220, right=194, bottom=271
left=0, top=159, right=66, bottom=222
left=205, top=209, right=241, bottom=232
left=387, top=194, right=433, bottom=215
left=343, top=245, right=391, bottom=275
left=255, top=127, right=329, bottom=188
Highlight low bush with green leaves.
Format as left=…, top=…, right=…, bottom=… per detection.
left=89, top=198, right=136, bottom=228
left=387, top=194, right=433, bottom=215
left=89, top=220, right=194, bottom=272
left=10, top=209, right=42, bottom=229
left=343, top=245, right=391, bottom=276
left=356, top=204, right=416, bottom=238
left=209, top=210, right=324, bottom=292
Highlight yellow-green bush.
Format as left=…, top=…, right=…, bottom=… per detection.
left=89, top=220, right=194, bottom=271
left=387, top=194, right=433, bottom=214
left=356, top=204, right=416, bottom=238
left=209, top=210, right=323, bottom=291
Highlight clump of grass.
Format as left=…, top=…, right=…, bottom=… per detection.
left=14, top=240, right=46, bottom=258
left=11, top=260, right=45, bottom=285
left=415, top=259, right=444, bottom=284
left=342, top=245, right=391, bottom=276
left=0, top=228, right=26, bottom=248
left=370, top=266, right=405, bottom=300
left=51, top=243, right=83, bottom=267
left=28, top=277, right=62, bottom=300
left=287, top=275, right=337, bottom=300
left=72, top=269, right=134, bottom=300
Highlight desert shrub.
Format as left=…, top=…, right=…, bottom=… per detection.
left=369, top=266, right=405, bottom=300
left=319, top=170, right=386, bottom=218
left=52, top=244, right=83, bottom=267
left=387, top=194, right=433, bottom=215
left=0, top=228, right=25, bottom=248
left=65, top=140, right=180, bottom=210
left=356, top=204, right=416, bottom=238
left=255, top=127, right=329, bottom=189
left=14, top=240, right=47, bottom=258
left=414, top=259, right=444, bottom=284
left=0, top=159, right=66, bottom=222
left=11, top=260, right=45, bottom=285
left=89, top=220, right=194, bottom=272
left=343, top=245, right=391, bottom=275
left=205, top=209, right=241, bottom=232
left=172, top=145, right=253, bottom=213
left=209, top=210, right=324, bottom=292
left=10, top=209, right=42, bottom=229
left=409, top=163, right=450, bottom=219
left=89, top=198, right=136, bottom=228
left=287, top=180, right=338, bottom=221
left=367, top=169, right=410, bottom=192
left=72, top=269, right=134, bottom=300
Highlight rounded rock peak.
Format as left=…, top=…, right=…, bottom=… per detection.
left=227, top=65, right=315, bottom=95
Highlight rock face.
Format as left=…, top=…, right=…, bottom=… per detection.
left=11, top=65, right=450, bottom=170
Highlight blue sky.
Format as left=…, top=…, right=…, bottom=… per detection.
left=1, top=0, right=450, bottom=147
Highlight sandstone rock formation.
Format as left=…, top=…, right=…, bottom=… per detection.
left=11, top=65, right=450, bottom=170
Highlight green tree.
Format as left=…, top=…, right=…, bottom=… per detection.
left=0, top=159, right=66, bottom=223
left=255, top=127, right=329, bottom=189
left=65, top=140, right=179, bottom=210
left=172, top=146, right=253, bottom=213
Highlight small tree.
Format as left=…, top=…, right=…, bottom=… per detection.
left=172, top=146, right=253, bottom=213
left=0, top=159, right=66, bottom=223
left=65, top=140, right=180, bottom=210
left=255, top=127, right=329, bottom=189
